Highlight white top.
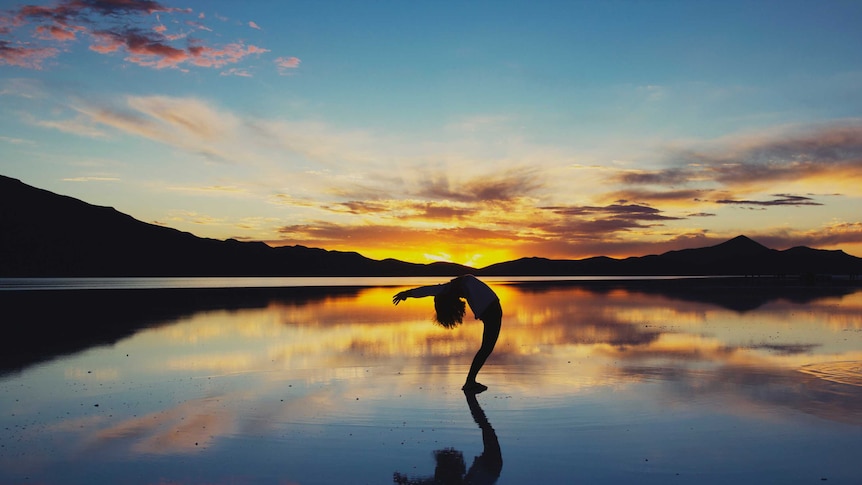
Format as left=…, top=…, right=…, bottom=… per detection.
left=409, top=275, right=499, bottom=319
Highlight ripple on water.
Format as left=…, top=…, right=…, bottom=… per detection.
left=799, top=361, right=862, bottom=387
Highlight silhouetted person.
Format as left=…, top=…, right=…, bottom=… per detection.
left=393, top=391, right=503, bottom=485
left=393, top=275, right=502, bottom=393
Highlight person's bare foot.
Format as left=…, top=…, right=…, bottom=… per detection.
left=462, top=381, right=488, bottom=393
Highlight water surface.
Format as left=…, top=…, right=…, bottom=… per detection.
left=1, top=278, right=860, bottom=484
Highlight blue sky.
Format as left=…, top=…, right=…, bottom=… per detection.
left=2, top=0, right=862, bottom=265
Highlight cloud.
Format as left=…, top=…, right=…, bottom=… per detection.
left=89, top=29, right=269, bottom=70
left=0, top=135, right=35, bottom=145
left=542, top=202, right=682, bottom=221
left=614, top=168, right=695, bottom=185
left=0, top=39, right=59, bottom=68
left=3, top=0, right=278, bottom=73
left=166, top=185, right=247, bottom=195
left=740, top=222, right=862, bottom=250
left=627, top=122, right=862, bottom=191
left=320, top=199, right=479, bottom=221
left=526, top=202, right=685, bottom=240
left=249, top=21, right=261, bottom=30
left=22, top=87, right=862, bottom=262
left=220, top=67, right=252, bottom=77
left=275, top=55, right=300, bottom=74
left=275, top=221, right=519, bottom=252
left=62, top=176, right=119, bottom=182
left=322, top=200, right=391, bottom=215
left=602, top=188, right=713, bottom=205
left=414, top=168, right=542, bottom=203
left=18, top=1, right=183, bottom=19
left=32, top=114, right=109, bottom=137
left=714, top=194, right=823, bottom=207
left=34, top=24, right=78, bottom=41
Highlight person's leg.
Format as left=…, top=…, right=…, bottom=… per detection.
left=463, top=301, right=502, bottom=391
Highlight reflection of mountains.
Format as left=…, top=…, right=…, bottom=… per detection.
left=0, top=286, right=362, bottom=375
left=509, top=278, right=858, bottom=312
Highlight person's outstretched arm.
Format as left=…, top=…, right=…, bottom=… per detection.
left=392, top=283, right=447, bottom=305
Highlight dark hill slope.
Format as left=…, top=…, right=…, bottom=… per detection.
left=0, top=175, right=469, bottom=276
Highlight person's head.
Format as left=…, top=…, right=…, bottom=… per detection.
left=433, top=448, right=466, bottom=483
left=433, top=290, right=465, bottom=329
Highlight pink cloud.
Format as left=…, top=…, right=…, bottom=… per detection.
left=35, top=24, right=78, bottom=41
left=3, top=0, right=284, bottom=72
left=275, top=56, right=300, bottom=74
left=0, top=40, right=59, bottom=68
left=188, top=42, right=269, bottom=69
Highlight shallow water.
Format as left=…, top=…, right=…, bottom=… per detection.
left=1, top=279, right=861, bottom=484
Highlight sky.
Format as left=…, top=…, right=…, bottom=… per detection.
left=2, top=0, right=862, bottom=267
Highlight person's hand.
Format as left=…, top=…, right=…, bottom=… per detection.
left=392, top=290, right=410, bottom=305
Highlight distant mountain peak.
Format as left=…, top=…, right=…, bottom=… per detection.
left=713, top=234, right=771, bottom=253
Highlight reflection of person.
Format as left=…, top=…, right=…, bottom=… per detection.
left=393, top=391, right=503, bottom=485
left=393, top=275, right=502, bottom=393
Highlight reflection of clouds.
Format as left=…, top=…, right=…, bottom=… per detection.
left=164, top=352, right=257, bottom=373
left=65, top=367, right=119, bottom=381
left=800, top=361, right=862, bottom=387
left=92, top=397, right=237, bottom=455
left=63, top=283, right=862, bottom=457
left=621, top=362, right=862, bottom=426
left=131, top=284, right=862, bottom=392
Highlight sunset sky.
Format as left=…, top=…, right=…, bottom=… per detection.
left=2, top=0, right=862, bottom=266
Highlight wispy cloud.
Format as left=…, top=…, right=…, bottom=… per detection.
left=20, top=89, right=862, bottom=262
left=62, top=176, right=119, bottom=182
left=166, top=185, right=247, bottom=195
left=715, top=194, right=823, bottom=207
left=609, top=122, right=862, bottom=207
left=0, top=135, right=35, bottom=145
left=414, top=168, right=542, bottom=204
left=33, top=114, right=109, bottom=137
left=541, top=202, right=683, bottom=221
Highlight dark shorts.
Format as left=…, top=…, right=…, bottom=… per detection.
left=479, top=299, right=502, bottom=325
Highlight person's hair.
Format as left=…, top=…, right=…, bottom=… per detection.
left=433, top=291, right=465, bottom=329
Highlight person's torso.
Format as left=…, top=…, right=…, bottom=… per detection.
left=459, top=275, right=498, bottom=319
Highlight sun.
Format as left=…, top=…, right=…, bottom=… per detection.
left=358, top=245, right=519, bottom=268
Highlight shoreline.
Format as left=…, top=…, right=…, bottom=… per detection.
left=2, top=273, right=860, bottom=292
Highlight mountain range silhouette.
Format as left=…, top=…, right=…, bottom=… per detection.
left=2, top=174, right=861, bottom=277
